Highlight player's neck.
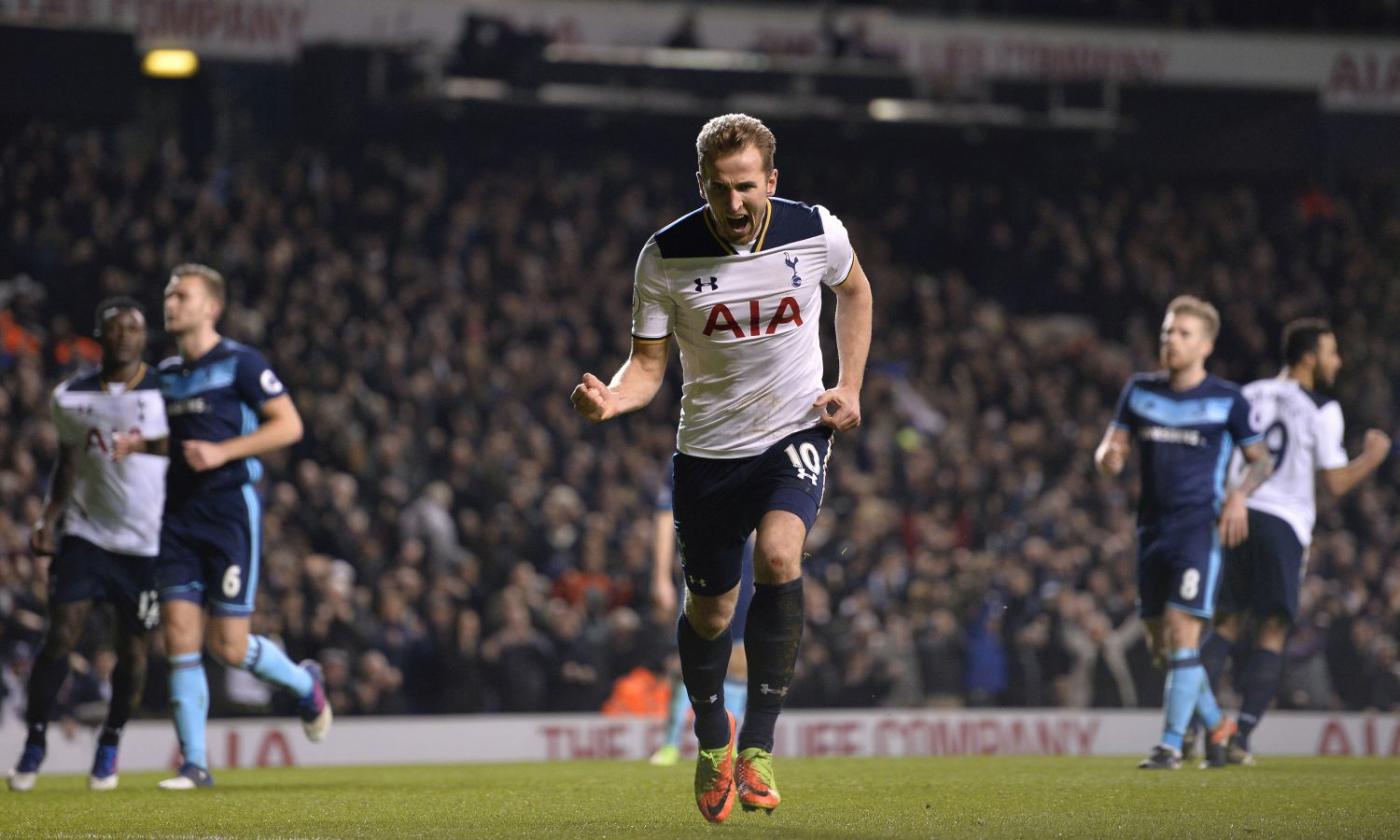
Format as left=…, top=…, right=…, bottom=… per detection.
left=1167, top=365, right=1207, bottom=391
left=1287, top=364, right=1315, bottom=390
left=101, top=359, right=145, bottom=387
left=177, top=328, right=222, bottom=362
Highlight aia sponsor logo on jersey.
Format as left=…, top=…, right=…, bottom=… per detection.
left=85, top=427, right=141, bottom=455
left=702, top=297, right=803, bottom=339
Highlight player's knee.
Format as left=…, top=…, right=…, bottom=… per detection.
left=1164, top=613, right=1202, bottom=650
left=685, top=599, right=735, bottom=640
left=206, top=633, right=249, bottom=668
left=1257, top=617, right=1290, bottom=652
left=753, top=512, right=806, bottom=584
left=161, top=618, right=201, bottom=656
left=752, top=533, right=802, bottom=583
left=120, top=635, right=149, bottom=669
left=752, top=553, right=801, bottom=584
left=1212, top=614, right=1242, bottom=642
left=43, top=609, right=88, bottom=656
left=40, top=627, right=79, bottom=659
left=692, top=609, right=733, bottom=640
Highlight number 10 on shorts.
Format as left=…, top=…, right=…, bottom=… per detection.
left=785, top=442, right=822, bottom=485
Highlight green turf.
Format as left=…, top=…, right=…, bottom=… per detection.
left=4, top=757, right=1399, bottom=839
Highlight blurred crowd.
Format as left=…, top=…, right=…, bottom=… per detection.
left=0, top=116, right=1397, bottom=727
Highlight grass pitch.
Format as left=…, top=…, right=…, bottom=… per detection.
left=4, top=756, right=1399, bottom=839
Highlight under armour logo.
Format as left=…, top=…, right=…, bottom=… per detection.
left=758, top=683, right=788, bottom=697
left=784, top=253, right=802, bottom=287
left=688, top=575, right=707, bottom=588
left=693, top=276, right=718, bottom=292
left=690, top=693, right=720, bottom=705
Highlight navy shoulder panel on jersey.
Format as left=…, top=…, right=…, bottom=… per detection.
left=135, top=367, right=163, bottom=391
left=1131, top=371, right=1169, bottom=390
left=1204, top=374, right=1245, bottom=395
left=653, top=207, right=733, bottom=260
left=1300, top=385, right=1335, bottom=410
left=761, top=198, right=825, bottom=250
left=219, top=337, right=255, bottom=357
left=61, top=371, right=105, bottom=393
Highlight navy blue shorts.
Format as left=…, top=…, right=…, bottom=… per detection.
left=1137, top=510, right=1221, bottom=620
left=50, top=536, right=158, bottom=633
left=675, top=539, right=756, bottom=639
left=1218, top=509, right=1305, bottom=623
left=155, top=485, right=261, bottom=617
left=672, top=425, right=832, bottom=597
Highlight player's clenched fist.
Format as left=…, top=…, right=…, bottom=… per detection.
left=1096, top=437, right=1129, bottom=476
left=571, top=372, right=619, bottom=423
left=183, top=439, right=230, bottom=471
left=1218, top=492, right=1250, bottom=548
left=30, top=517, right=58, bottom=556
left=1363, top=428, right=1392, bottom=461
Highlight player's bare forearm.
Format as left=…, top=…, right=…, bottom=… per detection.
left=200, top=395, right=302, bottom=469
left=608, top=347, right=668, bottom=412
left=33, top=445, right=78, bottom=554
left=1219, top=440, right=1269, bottom=548
left=1323, top=429, right=1392, bottom=496
left=41, top=446, right=79, bottom=522
left=113, top=434, right=169, bottom=459
left=831, top=255, right=872, bottom=392
left=229, top=410, right=302, bottom=459
left=573, top=338, right=668, bottom=422
left=1227, top=441, right=1274, bottom=499
left=813, top=256, right=871, bottom=431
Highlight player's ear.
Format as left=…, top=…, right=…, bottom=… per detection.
left=695, top=170, right=706, bottom=201
left=767, top=167, right=778, bottom=196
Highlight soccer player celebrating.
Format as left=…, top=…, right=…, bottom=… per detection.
left=1204, top=319, right=1391, bottom=764
left=154, top=264, right=330, bottom=789
left=9, top=298, right=168, bottom=792
left=572, top=114, right=872, bottom=821
left=1095, top=296, right=1272, bottom=770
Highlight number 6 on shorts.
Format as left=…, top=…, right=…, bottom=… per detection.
left=223, top=565, right=242, bottom=598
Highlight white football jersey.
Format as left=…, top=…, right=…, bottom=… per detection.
left=50, top=367, right=169, bottom=557
left=1230, top=375, right=1348, bottom=546
left=632, top=198, right=855, bottom=458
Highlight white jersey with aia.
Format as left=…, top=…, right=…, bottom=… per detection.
left=1229, top=375, right=1348, bottom=546
left=631, top=198, right=855, bottom=458
left=50, top=367, right=169, bottom=557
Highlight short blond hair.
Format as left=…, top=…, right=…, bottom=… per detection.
left=1166, top=295, right=1220, bottom=340
left=171, top=262, right=226, bottom=307
left=696, top=113, right=776, bottom=175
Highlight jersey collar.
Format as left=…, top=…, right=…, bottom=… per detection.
left=702, top=199, right=773, bottom=256
left=102, top=362, right=147, bottom=393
